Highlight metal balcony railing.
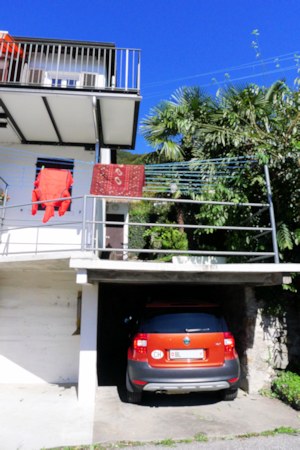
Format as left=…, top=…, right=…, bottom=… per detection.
left=0, top=176, right=9, bottom=242
left=0, top=37, right=141, bottom=93
left=0, top=189, right=279, bottom=263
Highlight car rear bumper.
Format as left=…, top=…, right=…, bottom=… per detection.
left=143, top=380, right=231, bottom=393
left=127, top=359, right=240, bottom=393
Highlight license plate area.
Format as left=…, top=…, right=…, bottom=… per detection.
left=169, top=349, right=204, bottom=360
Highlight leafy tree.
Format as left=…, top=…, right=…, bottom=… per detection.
left=193, top=82, right=300, bottom=262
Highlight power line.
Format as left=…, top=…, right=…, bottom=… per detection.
left=143, top=51, right=300, bottom=88
left=143, top=64, right=299, bottom=100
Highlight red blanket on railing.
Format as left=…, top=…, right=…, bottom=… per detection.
left=32, top=168, right=73, bottom=223
left=90, top=164, right=145, bottom=197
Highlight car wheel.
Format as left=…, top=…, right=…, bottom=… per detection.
left=222, top=388, right=238, bottom=401
left=126, top=390, right=142, bottom=404
left=126, top=369, right=142, bottom=404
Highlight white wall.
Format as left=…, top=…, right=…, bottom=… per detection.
left=22, top=53, right=107, bottom=88
left=0, top=144, right=96, bottom=255
left=0, top=269, right=80, bottom=383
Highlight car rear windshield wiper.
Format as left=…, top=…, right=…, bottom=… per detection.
left=185, top=328, right=210, bottom=333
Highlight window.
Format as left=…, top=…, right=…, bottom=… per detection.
left=35, top=157, right=74, bottom=211
left=139, top=308, right=227, bottom=334
left=51, top=78, right=62, bottom=87
left=67, top=79, right=76, bottom=87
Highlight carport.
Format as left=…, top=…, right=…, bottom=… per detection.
left=71, top=256, right=299, bottom=403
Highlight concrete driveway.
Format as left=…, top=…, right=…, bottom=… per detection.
left=94, top=387, right=300, bottom=443
left=0, top=384, right=299, bottom=449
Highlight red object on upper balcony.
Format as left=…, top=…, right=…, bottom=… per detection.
left=0, top=31, right=23, bottom=58
left=32, top=168, right=73, bottom=223
left=90, top=164, right=145, bottom=197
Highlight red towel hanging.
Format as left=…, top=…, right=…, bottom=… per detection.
left=32, top=168, right=73, bottom=223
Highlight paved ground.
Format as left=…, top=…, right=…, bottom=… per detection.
left=119, top=435, right=300, bottom=449
left=94, top=387, right=300, bottom=443
left=0, top=384, right=299, bottom=450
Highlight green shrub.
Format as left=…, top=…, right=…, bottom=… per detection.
left=143, top=226, right=188, bottom=251
left=271, top=371, right=300, bottom=410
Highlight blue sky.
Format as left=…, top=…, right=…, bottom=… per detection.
left=2, top=0, right=300, bottom=153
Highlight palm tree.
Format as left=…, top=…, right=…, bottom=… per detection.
left=141, top=86, right=215, bottom=162
left=140, top=87, right=216, bottom=230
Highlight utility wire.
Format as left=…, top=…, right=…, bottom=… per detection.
left=143, top=51, right=300, bottom=88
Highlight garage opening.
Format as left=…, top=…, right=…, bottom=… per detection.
left=96, top=283, right=246, bottom=390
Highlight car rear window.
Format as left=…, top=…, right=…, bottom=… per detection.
left=139, top=312, right=227, bottom=334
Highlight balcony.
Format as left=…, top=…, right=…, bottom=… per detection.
left=0, top=33, right=141, bottom=148
left=1, top=157, right=299, bottom=286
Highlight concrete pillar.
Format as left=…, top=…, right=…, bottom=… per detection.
left=78, top=283, right=99, bottom=404
left=100, top=148, right=111, bottom=164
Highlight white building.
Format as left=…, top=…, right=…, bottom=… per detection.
left=0, top=31, right=299, bottom=406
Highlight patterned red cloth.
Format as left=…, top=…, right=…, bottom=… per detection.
left=90, top=164, right=145, bottom=197
left=32, top=168, right=73, bottom=223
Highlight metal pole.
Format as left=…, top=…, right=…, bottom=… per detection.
left=95, top=141, right=100, bottom=164
left=264, top=164, right=279, bottom=263
left=81, top=195, right=87, bottom=251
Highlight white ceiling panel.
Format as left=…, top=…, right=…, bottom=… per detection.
left=99, top=98, right=136, bottom=146
left=0, top=89, right=140, bottom=148
left=0, top=125, right=21, bottom=144
left=46, top=96, right=96, bottom=143
left=0, top=93, right=58, bottom=142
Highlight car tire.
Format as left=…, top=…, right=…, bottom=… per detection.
left=126, top=390, right=142, bottom=404
left=126, top=369, right=142, bottom=404
left=222, top=388, right=238, bottom=401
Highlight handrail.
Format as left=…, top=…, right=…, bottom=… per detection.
left=0, top=39, right=141, bottom=92
left=0, top=188, right=278, bottom=262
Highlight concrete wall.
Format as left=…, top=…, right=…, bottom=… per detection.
left=217, top=286, right=296, bottom=394
left=0, top=269, right=80, bottom=383
left=237, top=287, right=300, bottom=394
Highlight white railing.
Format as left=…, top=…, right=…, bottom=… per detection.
left=0, top=194, right=278, bottom=263
left=0, top=39, right=141, bottom=92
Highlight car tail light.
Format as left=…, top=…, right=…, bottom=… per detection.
left=133, top=333, right=148, bottom=354
left=132, top=379, right=148, bottom=386
left=228, top=377, right=239, bottom=384
left=224, top=332, right=237, bottom=360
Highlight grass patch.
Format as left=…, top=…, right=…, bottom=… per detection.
left=271, top=371, right=300, bottom=410
left=46, top=427, right=299, bottom=449
left=155, top=438, right=176, bottom=446
left=237, top=427, right=300, bottom=439
left=194, top=432, right=208, bottom=442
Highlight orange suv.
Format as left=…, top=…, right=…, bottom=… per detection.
left=126, top=302, right=240, bottom=404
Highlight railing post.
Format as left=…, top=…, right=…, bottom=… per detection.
left=0, top=177, right=9, bottom=244
left=125, top=49, right=129, bottom=91
left=264, top=164, right=279, bottom=263
left=81, top=195, right=87, bottom=251
left=137, top=50, right=141, bottom=92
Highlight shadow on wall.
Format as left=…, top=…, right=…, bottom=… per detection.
left=258, top=287, right=300, bottom=375
left=218, top=286, right=252, bottom=392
